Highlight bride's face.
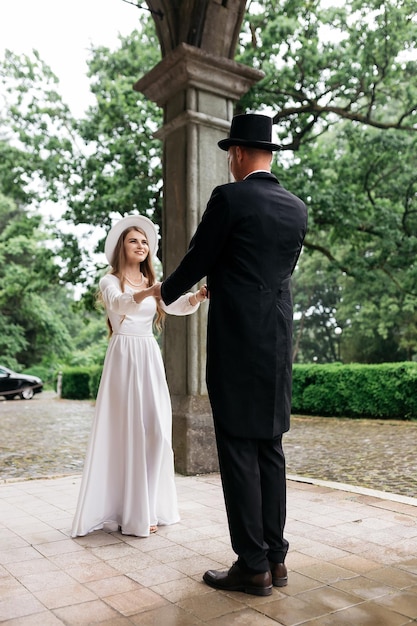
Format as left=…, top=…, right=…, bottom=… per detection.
left=123, top=228, right=149, bottom=265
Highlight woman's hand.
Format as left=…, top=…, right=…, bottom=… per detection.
left=133, top=283, right=161, bottom=304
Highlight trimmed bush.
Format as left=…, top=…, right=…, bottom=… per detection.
left=60, top=367, right=92, bottom=400
left=292, top=362, right=417, bottom=419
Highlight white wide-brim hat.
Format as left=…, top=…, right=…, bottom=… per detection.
left=104, top=215, right=159, bottom=265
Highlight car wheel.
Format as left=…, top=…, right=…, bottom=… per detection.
left=20, top=388, right=34, bottom=400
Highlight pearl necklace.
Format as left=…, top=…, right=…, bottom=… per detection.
left=124, top=273, right=144, bottom=288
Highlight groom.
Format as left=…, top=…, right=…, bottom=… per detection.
left=156, top=113, right=308, bottom=596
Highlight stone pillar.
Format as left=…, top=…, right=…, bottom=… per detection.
left=134, top=43, right=263, bottom=474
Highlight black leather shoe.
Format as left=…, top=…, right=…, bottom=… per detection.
left=203, top=562, right=272, bottom=596
left=269, top=561, right=288, bottom=587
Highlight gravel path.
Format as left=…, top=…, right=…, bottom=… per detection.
left=1, top=391, right=416, bottom=498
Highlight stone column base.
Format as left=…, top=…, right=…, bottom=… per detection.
left=171, top=395, right=219, bottom=475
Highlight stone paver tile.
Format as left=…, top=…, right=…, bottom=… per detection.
left=3, top=610, right=64, bottom=625
left=72, top=531, right=122, bottom=548
left=33, top=538, right=84, bottom=557
left=178, top=589, right=244, bottom=621
left=33, top=580, right=97, bottom=609
left=398, top=558, right=417, bottom=575
left=126, top=563, right=185, bottom=587
left=145, top=544, right=199, bottom=563
left=354, top=516, right=400, bottom=530
left=302, top=513, right=347, bottom=529
left=330, top=554, right=381, bottom=574
left=296, top=562, right=357, bottom=584
left=0, top=575, right=27, bottom=600
left=0, top=593, right=45, bottom=621
left=129, top=603, right=204, bottom=625
left=202, top=548, right=237, bottom=568
left=157, top=526, right=206, bottom=543
left=298, top=542, right=349, bottom=561
left=205, top=608, right=284, bottom=625
left=196, top=522, right=229, bottom=538
left=4, top=556, right=59, bottom=577
left=48, top=548, right=100, bottom=569
left=396, top=537, right=417, bottom=556
left=364, top=566, right=417, bottom=589
left=0, top=546, right=43, bottom=565
left=86, top=574, right=141, bottom=597
left=104, top=587, right=167, bottom=616
left=0, top=535, right=29, bottom=550
left=277, top=572, right=324, bottom=596
left=14, top=529, right=68, bottom=544
left=53, top=598, right=120, bottom=624
left=231, top=587, right=287, bottom=607
left=285, top=550, right=317, bottom=570
left=356, top=544, right=407, bottom=566
left=106, top=552, right=158, bottom=574
left=332, top=574, right=397, bottom=600
left=9, top=517, right=57, bottom=531
left=88, top=615, right=132, bottom=626
left=150, top=577, right=211, bottom=603
left=303, top=600, right=413, bottom=625
left=90, top=542, right=137, bottom=561
left=286, top=520, right=319, bottom=538
left=169, top=555, right=224, bottom=576
left=296, top=585, right=362, bottom=613
left=65, top=561, right=121, bottom=583
left=373, top=590, right=417, bottom=619
left=17, top=569, right=75, bottom=593
left=181, top=537, right=233, bottom=556
left=260, top=594, right=325, bottom=625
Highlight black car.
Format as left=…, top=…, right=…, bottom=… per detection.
left=0, top=365, right=43, bottom=400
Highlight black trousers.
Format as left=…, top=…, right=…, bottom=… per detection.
left=215, top=426, right=289, bottom=573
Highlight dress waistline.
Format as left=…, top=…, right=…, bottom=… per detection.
left=112, top=333, right=154, bottom=338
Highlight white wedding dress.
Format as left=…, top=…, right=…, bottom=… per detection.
left=71, top=274, right=200, bottom=537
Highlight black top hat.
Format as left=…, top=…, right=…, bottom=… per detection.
left=218, top=113, right=280, bottom=151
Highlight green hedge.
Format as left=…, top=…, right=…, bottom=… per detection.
left=292, top=362, right=417, bottom=419
left=60, top=361, right=417, bottom=419
left=60, top=366, right=97, bottom=400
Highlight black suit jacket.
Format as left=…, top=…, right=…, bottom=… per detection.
left=162, top=172, right=307, bottom=438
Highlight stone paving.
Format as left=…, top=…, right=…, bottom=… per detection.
left=1, top=392, right=416, bottom=500
left=1, top=473, right=417, bottom=625
left=1, top=392, right=417, bottom=625
left=0, top=392, right=93, bottom=480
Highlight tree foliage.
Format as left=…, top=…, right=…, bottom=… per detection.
left=0, top=198, right=74, bottom=369
left=64, top=24, right=163, bottom=235
left=1, top=1, right=416, bottom=364
left=239, top=0, right=417, bottom=149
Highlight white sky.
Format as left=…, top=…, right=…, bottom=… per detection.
left=0, top=0, right=143, bottom=116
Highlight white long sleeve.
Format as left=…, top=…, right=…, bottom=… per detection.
left=161, top=293, right=200, bottom=316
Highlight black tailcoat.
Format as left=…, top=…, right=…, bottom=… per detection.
left=162, top=172, right=307, bottom=439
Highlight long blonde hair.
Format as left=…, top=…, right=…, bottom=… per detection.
left=100, top=226, right=165, bottom=334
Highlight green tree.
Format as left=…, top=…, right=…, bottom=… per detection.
left=1, top=3, right=416, bottom=363
left=239, top=0, right=417, bottom=148
left=0, top=198, right=74, bottom=368
left=286, top=124, right=417, bottom=362
left=65, top=24, right=163, bottom=243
